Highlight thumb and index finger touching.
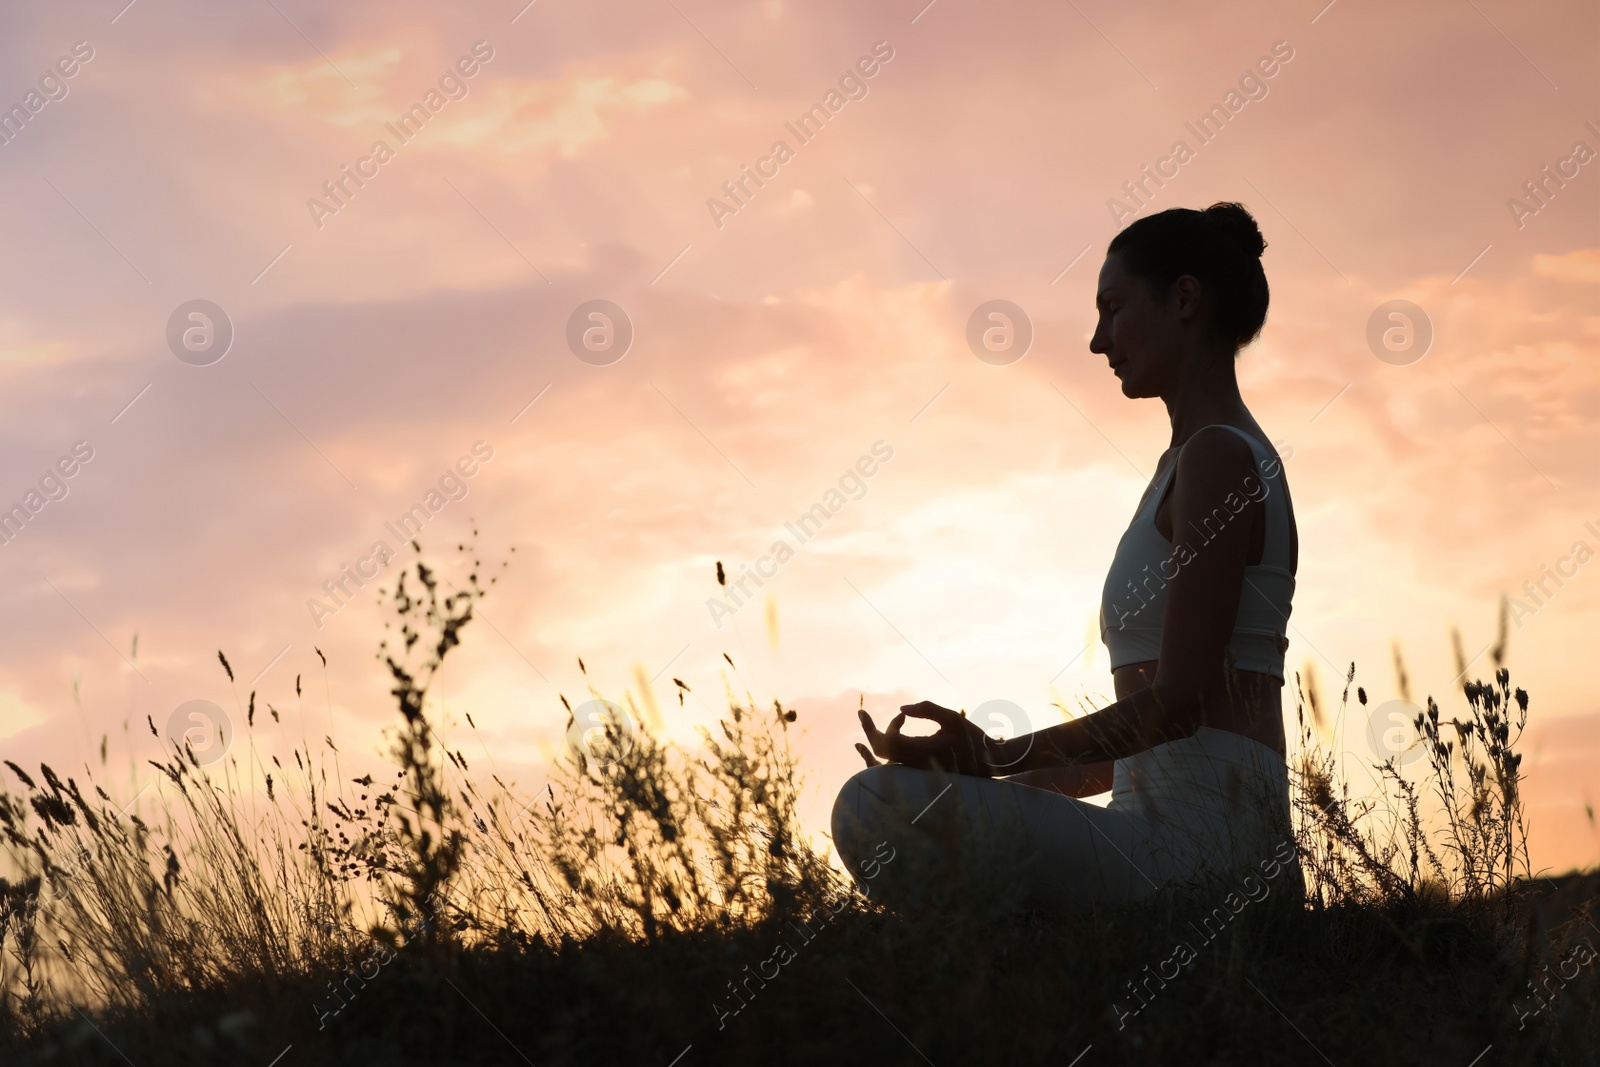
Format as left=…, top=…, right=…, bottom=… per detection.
left=855, top=701, right=970, bottom=769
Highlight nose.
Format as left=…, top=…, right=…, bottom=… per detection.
left=1088, top=320, right=1109, bottom=356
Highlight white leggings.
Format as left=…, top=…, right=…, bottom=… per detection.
left=830, top=726, right=1303, bottom=914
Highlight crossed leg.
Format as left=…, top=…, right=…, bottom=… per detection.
left=830, top=764, right=1162, bottom=916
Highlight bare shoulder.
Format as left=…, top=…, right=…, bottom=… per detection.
left=1173, top=425, right=1257, bottom=487
left=1154, top=424, right=1272, bottom=543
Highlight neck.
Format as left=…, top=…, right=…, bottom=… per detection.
left=1162, top=349, right=1247, bottom=447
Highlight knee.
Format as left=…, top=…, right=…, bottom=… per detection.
left=830, top=766, right=878, bottom=868
left=830, top=764, right=915, bottom=870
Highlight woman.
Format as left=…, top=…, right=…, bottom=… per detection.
left=831, top=202, right=1304, bottom=915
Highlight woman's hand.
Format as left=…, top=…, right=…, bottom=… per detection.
left=854, top=701, right=1010, bottom=777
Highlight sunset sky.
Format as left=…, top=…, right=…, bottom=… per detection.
left=0, top=0, right=1595, bottom=876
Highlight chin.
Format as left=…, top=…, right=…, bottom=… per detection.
left=1117, top=369, right=1161, bottom=399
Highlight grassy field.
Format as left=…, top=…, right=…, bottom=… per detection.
left=2, top=548, right=1595, bottom=1065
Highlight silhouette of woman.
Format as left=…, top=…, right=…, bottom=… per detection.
left=832, top=202, right=1305, bottom=914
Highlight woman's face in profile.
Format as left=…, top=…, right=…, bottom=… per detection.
left=1089, top=253, right=1184, bottom=400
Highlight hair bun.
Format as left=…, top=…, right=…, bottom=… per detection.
left=1204, top=202, right=1266, bottom=258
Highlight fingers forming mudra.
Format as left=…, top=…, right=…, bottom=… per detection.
left=856, top=702, right=1001, bottom=777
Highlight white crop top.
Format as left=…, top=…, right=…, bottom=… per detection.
left=1098, top=423, right=1295, bottom=681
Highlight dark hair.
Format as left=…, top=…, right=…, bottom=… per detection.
left=1106, top=202, right=1270, bottom=352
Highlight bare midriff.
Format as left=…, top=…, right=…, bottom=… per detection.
left=1112, top=659, right=1287, bottom=760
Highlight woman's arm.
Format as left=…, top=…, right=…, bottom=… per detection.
left=985, top=685, right=1186, bottom=773
left=859, top=426, right=1264, bottom=775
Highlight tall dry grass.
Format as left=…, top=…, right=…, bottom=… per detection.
left=1289, top=644, right=1532, bottom=913
left=0, top=541, right=843, bottom=1037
